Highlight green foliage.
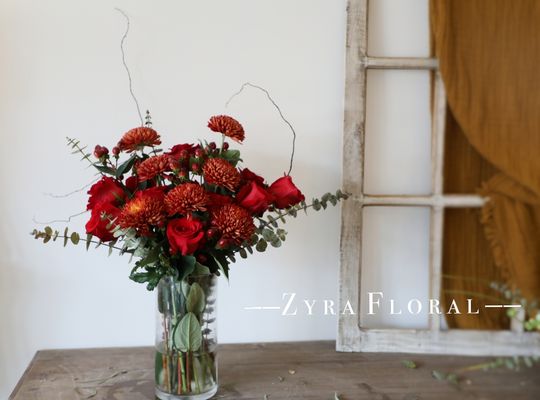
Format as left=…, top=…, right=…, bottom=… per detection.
left=186, top=282, right=206, bottom=314
left=432, top=370, right=458, bottom=385
left=174, top=312, right=202, bottom=352
left=221, top=149, right=242, bottom=166
left=401, top=360, right=417, bottom=369
left=35, top=141, right=351, bottom=289
left=193, top=262, right=211, bottom=276
left=210, top=252, right=230, bottom=279
left=480, top=355, right=540, bottom=372
left=115, top=154, right=137, bottom=178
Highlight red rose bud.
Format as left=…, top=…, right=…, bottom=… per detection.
left=167, top=218, right=205, bottom=255
left=166, top=144, right=196, bottom=159
left=217, top=238, right=229, bottom=249
left=168, top=158, right=181, bottom=171
left=206, top=228, right=218, bottom=239
left=209, top=142, right=217, bottom=150
left=85, top=202, right=120, bottom=242
left=236, top=181, right=272, bottom=215
left=196, top=253, right=208, bottom=264
left=269, top=175, right=305, bottom=209
left=93, top=145, right=109, bottom=158
left=195, top=148, right=205, bottom=158
left=191, top=163, right=200, bottom=172
left=112, top=146, right=120, bottom=156
left=222, top=142, right=229, bottom=150
left=125, top=176, right=138, bottom=192
left=179, top=149, right=190, bottom=159
left=179, top=169, right=188, bottom=179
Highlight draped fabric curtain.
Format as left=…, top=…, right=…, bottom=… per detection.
left=430, top=0, right=540, bottom=329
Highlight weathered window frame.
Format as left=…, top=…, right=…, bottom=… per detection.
left=338, top=0, right=540, bottom=356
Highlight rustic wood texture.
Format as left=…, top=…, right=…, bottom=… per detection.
left=339, top=0, right=540, bottom=354
left=9, top=342, right=540, bottom=400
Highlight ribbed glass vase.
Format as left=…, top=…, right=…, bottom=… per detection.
left=155, top=275, right=218, bottom=400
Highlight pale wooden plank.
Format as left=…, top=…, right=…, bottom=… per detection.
left=356, top=330, right=540, bottom=357
left=428, top=72, right=447, bottom=332
left=338, top=0, right=368, bottom=352
left=365, top=56, right=439, bottom=70
left=361, top=194, right=486, bottom=207
left=10, top=343, right=540, bottom=400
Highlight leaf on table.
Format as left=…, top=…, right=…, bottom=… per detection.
left=432, top=370, right=447, bottom=381
left=401, top=360, right=417, bottom=369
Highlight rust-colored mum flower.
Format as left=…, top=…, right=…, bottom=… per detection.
left=208, top=115, right=245, bottom=143
left=211, top=204, right=255, bottom=245
left=117, top=127, right=161, bottom=152
left=137, top=155, right=171, bottom=181
left=203, top=158, right=241, bottom=191
left=165, top=183, right=208, bottom=216
left=118, top=188, right=166, bottom=235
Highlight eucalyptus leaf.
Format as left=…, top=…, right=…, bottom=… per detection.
left=63, top=227, right=69, bottom=247
left=138, top=247, right=160, bottom=267
left=401, top=360, right=417, bottom=369
left=70, top=232, right=80, bottom=245
left=256, top=239, right=268, bottom=252
left=86, top=234, right=92, bottom=250
left=239, top=248, right=248, bottom=259
left=431, top=370, right=446, bottom=381
left=175, top=312, right=202, bottom=352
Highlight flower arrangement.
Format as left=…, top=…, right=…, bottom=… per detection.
left=31, top=112, right=347, bottom=398
left=33, top=113, right=347, bottom=288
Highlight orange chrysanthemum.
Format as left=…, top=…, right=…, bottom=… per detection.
left=118, top=127, right=161, bottom=152
left=118, top=189, right=166, bottom=235
left=203, top=158, right=241, bottom=191
left=211, top=204, right=255, bottom=245
left=165, top=183, right=208, bottom=216
left=208, top=115, right=245, bottom=143
left=137, top=155, right=171, bottom=181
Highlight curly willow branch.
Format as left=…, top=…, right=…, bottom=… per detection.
left=43, top=178, right=99, bottom=199
left=115, top=8, right=144, bottom=126
left=32, top=210, right=88, bottom=225
left=225, top=82, right=297, bottom=175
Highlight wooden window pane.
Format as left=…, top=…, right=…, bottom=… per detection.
left=364, top=70, right=432, bottom=195
left=361, top=206, right=431, bottom=329
left=367, top=0, right=429, bottom=57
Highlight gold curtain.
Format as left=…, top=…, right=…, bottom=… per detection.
left=430, top=0, right=540, bottom=328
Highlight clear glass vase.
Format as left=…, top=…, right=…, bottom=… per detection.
left=155, top=275, right=218, bottom=400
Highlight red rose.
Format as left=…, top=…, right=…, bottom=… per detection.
left=236, top=181, right=273, bottom=215
left=125, top=176, right=139, bottom=192
left=206, top=192, right=233, bottom=210
left=240, top=168, right=265, bottom=185
left=268, top=175, right=305, bottom=209
left=167, top=218, right=205, bottom=255
left=166, top=144, right=197, bottom=160
left=85, top=202, right=120, bottom=242
left=87, top=177, right=126, bottom=210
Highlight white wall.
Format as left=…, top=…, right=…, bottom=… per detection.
left=0, top=0, right=429, bottom=397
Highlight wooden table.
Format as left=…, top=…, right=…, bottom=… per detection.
left=10, top=341, right=540, bottom=399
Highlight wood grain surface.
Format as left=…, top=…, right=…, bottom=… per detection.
left=9, top=341, right=540, bottom=400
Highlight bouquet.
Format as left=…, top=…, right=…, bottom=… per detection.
left=32, top=113, right=347, bottom=398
